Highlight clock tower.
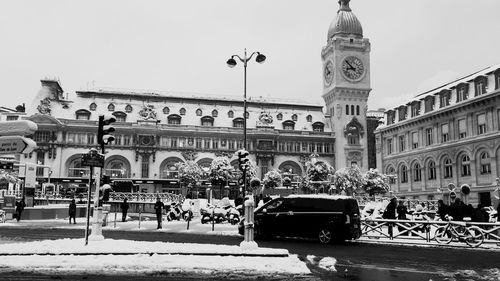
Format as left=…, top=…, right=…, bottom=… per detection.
left=322, top=0, right=371, bottom=169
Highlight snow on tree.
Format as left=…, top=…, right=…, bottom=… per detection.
left=0, top=170, right=19, bottom=184
left=248, top=177, right=262, bottom=193
left=175, top=161, right=202, bottom=189
left=331, top=165, right=365, bottom=195
left=263, top=170, right=282, bottom=189
left=208, top=157, right=234, bottom=198
left=305, top=161, right=334, bottom=192
left=362, top=168, right=389, bottom=196
left=281, top=170, right=293, bottom=187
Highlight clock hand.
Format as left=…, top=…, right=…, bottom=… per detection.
left=345, top=60, right=355, bottom=70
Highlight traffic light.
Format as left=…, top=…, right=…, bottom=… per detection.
left=237, top=149, right=250, bottom=171
left=97, top=114, right=116, bottom=151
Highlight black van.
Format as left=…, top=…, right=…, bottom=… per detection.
left=239, top=194, right=361, bottom=243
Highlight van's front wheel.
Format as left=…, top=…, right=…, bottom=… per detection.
left=318, top=228, right=332, bottom=244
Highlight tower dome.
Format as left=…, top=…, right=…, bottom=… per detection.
left=327, top=0, right=363, bottom=40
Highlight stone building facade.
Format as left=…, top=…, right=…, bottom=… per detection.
left=375, top=65, right=500, bottom=206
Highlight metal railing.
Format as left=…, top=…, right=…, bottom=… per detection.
left=360, top=218, right=500, bottom=246
left=355, top=196, right=439, bottom=211
left=109, top=192, right=184, bottom=203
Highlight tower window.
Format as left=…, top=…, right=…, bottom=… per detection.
left=346, top=105, right=349, bottom=115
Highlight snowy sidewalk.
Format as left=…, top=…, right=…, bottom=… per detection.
left=0, top=239, right=313, bottom=278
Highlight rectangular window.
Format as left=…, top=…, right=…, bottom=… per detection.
left=278, top=142, right=284, bottom=151
left=294, top=142, right=301, bottom=152
left=412, top=132, right=418, bottom=148
left=458, top=119, right=467, bottom=139
left=123, top=136, right=131, bottom=146
left=399, top=135, right=405, bottom=152
left=204, top=139, right=210, bottom=149
left=475, top=81, right=485, bottom=96
left=34, top=131, right=52, bottom=142
left=36, top=151, right=45, bottom=177
left=387, top=138, right=393, bottom=154
left=441, top=123, right=449, bottom=142
left=425, top=128, right=433, bottom=146
left=477, top=113, right=486, bottom=134
left=286, top=142, right=293, bottom=152
left=228, top=139, right=234, bottom=150
left=113, top=135, right=121, bottom=146
left=87, top=134, right=95, bottom=145
left=424, top=97, right=435, bottom=113
left=66, top=133, right=75, bottom=143
left=324, top=143, right=330, bottom=153
left=141, top=155, right=150, bottom=178
left=160, top=137, right=169, bottom=147
left=316, top=143, right=323, bottom=153
left=6, top=116, right=18, bottom=121
left=171, top=138, right=178, bottom=148
left=308, top=143, right=314, bottom=153
left=440, top=94, right=450, bottom=108
left=237, top=141, right=243, bottom=149
left=213, top=139, right=219, bottom=149
left=411, top=103, right=420, bottom=117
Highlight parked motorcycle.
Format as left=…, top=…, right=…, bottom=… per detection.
left=166, top=202, right=183, bottom=221
left=226, top=206, right=240, bottom=225
left=200, top=203, right=230, bottom=224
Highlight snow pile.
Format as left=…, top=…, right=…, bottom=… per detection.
left=0, top=239, right=311, bottom=277
left=0, top=238, right=287, bottom=256
left=318, top=257, right=337, bottom=272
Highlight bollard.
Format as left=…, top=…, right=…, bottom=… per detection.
left=138, top=205, right=142, bottom=229
left=114, top=212, right=117, bottom=228
left=212, top=208, right=215, bottom=232
left=240, top=196, right=258, bottom=249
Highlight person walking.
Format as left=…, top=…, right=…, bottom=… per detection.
left=68, top=199, right=77, bottom=224
left=396, top=200, right=408, bottom=220
left=15, top=197, right=26, bottom=222
left=154, top=197, right=165, bottom=229
left=383, top=197, right=397, bottom=237
left=120, top=198, right=129, bottom=222
left=437, top=199, right=449, bottom=221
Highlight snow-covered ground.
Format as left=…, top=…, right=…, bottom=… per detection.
left=0, top=238, right=311, bottom=277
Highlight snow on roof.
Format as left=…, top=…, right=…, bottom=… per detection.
left=286, top=194, right=355, bottom=200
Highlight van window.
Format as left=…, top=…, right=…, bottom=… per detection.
left=266, top=199, right=284, bottom=212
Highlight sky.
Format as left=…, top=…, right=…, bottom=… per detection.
left=1, top=0, right=500, bottom=111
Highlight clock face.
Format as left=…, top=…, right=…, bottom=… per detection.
left=341, top=56, right=365, bottom=81
left=324, top=60, right=334, bottom=85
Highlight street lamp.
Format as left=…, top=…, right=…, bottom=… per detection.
left=226, top=49, right=266, bottom=198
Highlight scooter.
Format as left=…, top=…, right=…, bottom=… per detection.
left=166, top=202, right=183, bottom=221
left=226, top=206, right=240, bottom=225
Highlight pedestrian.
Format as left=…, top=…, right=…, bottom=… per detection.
left=383, top=197, right=397, bottom=220
left=154, top=197, right=165, bottom=229
left=383, top=197, right=397, bottom=237
left=396, top=200, right=407, bottom=220
left=15, top=196, right=26, bottom=222
left=449, top=198, right=466, bottom=221
left=436, top=199, right=449, bottom=221
left=68, top=198, right=77, bottom=224
left=121, top=198, right=129, bottom=222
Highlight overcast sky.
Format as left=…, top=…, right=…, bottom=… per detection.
left=1, top=0, right=499, bottom=111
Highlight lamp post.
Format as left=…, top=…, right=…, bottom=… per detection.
left=226, top=49, right=266, bottom=198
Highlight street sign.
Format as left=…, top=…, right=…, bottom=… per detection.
left=81, top=150, right=104, bottom=167
left=0, top=120, right=38, bottom=136
left=24, top=163, right=37, bottom=188
left=0, top=136, right=37, bottom=154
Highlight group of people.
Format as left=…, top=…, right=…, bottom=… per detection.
left=382, top=196, right=498, bottom=222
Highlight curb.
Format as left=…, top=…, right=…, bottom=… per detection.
left=0, top=252, right=289, bottom=257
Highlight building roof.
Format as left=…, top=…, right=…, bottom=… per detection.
left=328, top=0, right=363, bottom=40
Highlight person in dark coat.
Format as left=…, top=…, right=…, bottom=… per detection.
left=396, top=200, right=408, bottom=220
left=120, top=198, right=129, bottom=222
left=383, top=197, right=397, bottom=219
left=15, top=197, right=26, bottom=222
left=449, top=198, right=466, bottom=221
left=437, top=199, right=449, bottom=221
left=68, top=199, right=77, bottom=224
left=154, top=197, right=165, bottom=229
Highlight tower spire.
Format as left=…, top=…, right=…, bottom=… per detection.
left=338, top=0, right=351, bottom=12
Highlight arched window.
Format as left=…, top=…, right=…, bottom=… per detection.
left=228, top=110, right=234, bottom=118
left=125, top=104, right=133, bottom=113
left=167, top=114, right=181, bottom=125
left=480, top=152, right=491, bottom=174
left=160, top=158, right=183, bottom=179
left=233, top=118, right=244, bottom=128
left=201, top=116, right=214, bottom=127
left=351, top=105, right=355, bottom=116
left=196, top=109, right=202, bottom=116
left=306, top=115, right=312, bottom=122
left=89, top=103, right=97, bottom=111
left=104, top=159, right=130, bottom=178
left=112, top=111, right=127, bottom=122
left=356, top=105, right=360, bottom=115
left=276, top=113, right=283, bottom=120
left=386, top=167, right=396, bottom=184
left=162, top=107, right=170, bottom=114
left=401, top=165, right=408, bottom=183
left=291, top=114, right=298, bottom=121
left=75, top=109, right=91, bottom=120
left=212, top=109, right=218, bottom=117
left=346, top=105, right=349, bottom=115
left=67, top=156, right=90, bottom=177
left=312, top=122, right=324, bottom=132
left=107, top=103, right=115, bottom=111
left=461, top=155, right=471, bottom=176
left=413, top=163, right=421, bottom=182
left=282, top=120, right=295, bottom=130
left=428, top=160, right=436, bottom=180
left=179, top=108, right=186, bottom=115
left=444, top=158, right=453, bottom=178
